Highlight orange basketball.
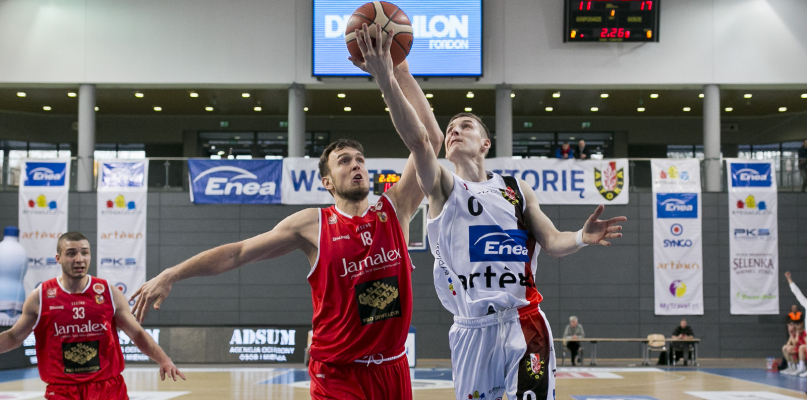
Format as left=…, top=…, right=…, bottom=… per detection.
left=344, top=1, right=413, bottom=67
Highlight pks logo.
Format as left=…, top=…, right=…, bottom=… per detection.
left=594, top=161, right=624, bottom=201
left=656, top=193, right=698, bottom=219
left=670, top=280, right=687, bottom=297
left=194, top=166, right=277, bottom=196
left=24, top=162, right=67, bottom=186
left=733, top=228, right=771, bottom=238
left=100, top=258, right=137, bottom=268
left=468, top=226, right=530, bottom=262
left=105, top=195, right=136, bottom=210
left=28, top=257, right=58, bottom=268
left=27, top=194, right=58, bottom=210
left=659, top=165, right=690, bottom=181
left=730, top=163, right=772, bottom=187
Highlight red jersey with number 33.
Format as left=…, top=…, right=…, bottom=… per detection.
left=308, top=194, right=414, bottom=364
left=33, top=276, right=124, bottom=384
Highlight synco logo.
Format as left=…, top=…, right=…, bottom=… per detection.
left=468, top=225, right=530, bottom=263
left=194, top=166, right=277, bottom=196
left=733, top=228, right=770, bottom=237
left=100, top=258, right=137, bottom=267
left=664, top=239, right=693, bottom=248
left=25, top=163, right=67, bottom=186
left=730, top=163, right=772, bottom=187
left=656, top=193, right=698, bottom=219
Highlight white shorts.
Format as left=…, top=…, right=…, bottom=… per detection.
left=449, top=306, right=556, bottom=400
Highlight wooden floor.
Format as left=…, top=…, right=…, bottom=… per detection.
left=1, top=360, right=806, bottom=399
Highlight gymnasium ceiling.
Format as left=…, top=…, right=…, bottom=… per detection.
left=0, top=88, right=805, bottom=118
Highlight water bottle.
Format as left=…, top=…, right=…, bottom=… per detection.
left=0, top=226, right=27, bottom=325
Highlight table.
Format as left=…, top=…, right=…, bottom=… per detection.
left=553, top=338, right=700, bottom=366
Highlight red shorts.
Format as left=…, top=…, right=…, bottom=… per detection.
left=309, top=354, right=412, bottom=400
left=44, top=375, right=128, bottom=400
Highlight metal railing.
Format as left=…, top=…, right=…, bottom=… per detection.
left=1, top=156, right=805, bottom=192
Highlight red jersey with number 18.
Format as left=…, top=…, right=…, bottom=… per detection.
left=308, top=194, right=413, bottom=365
left=33, top=276, right=124, bottom=384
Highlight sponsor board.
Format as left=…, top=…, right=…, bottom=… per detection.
left=557, top=372, right=623, bottom=379
left=572, top=397, right=660, bottom=400
left=655, top=193, right=698, bottom=219
left=729, top=163, right=774, bottom=187
left=686, top=392, right=802, bottom=400
left=189, top=160, right=281, bottom=204
left=313, top=0, right=482, bottom=76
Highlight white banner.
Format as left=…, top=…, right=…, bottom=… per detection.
left=486, top=158, right=629, bottom=204
left=18, top=160, right=70, bottom=295
left=727, top=159, right=779, bottom=315
left=652, top=159, right=703, bottom=315
left=97, top=160, right=148, bottom=304
left=280, top=157, right=629, bottom=205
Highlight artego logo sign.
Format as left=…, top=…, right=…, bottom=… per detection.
left=730, top=163, right=772, bottom=187
left=24, top=163, right=67, bottom=186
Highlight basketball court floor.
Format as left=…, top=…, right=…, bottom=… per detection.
left=1, top=360, right=806, bottom=400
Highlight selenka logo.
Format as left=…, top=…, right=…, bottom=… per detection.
left=468, top=226, right=530, bottom=262
left=25, top=162, right=67, bottom=186
left=193, top=166, right=277, bottom=196
left=730, top=163, right=772, bottom=187
left=669, top=280, right=687, bottom=297
left=656, top=193, right=698, bottom=218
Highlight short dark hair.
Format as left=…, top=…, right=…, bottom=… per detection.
left=318, top=139, right=364, bottom=179
left=57, top=231, right=89, bottom=254
left=448, top=112, right=490, bottom=139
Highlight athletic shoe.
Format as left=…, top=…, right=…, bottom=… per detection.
left=798, top=370, right=807, bottom=378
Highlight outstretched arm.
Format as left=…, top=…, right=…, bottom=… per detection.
left=0, top=289, right=39, bottom=354
left=353, top=23, right=451, bottom=206
left=113, top=286, right=185, bottom=381
left=131, top=208, right=318, bottom=323
left=786, top=272, right=807, bottom=310
left=521, top=179, right=626, bottom=258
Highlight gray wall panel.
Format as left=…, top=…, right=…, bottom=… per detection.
left=1, top=191, right=806, bottom=360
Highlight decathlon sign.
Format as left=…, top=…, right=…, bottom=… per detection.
left=189, top=160, right=282, bottom=204
left=313, top=0, right=482, bottom=76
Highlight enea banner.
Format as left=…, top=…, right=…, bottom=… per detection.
left=651, top=160, right=703, bottom=315
left=189, top=160, right=282, bottom=204
left=486, top=158, right=630, bottom=205
left=97, top=161, right=148, bottom=304
left=18, top=159, right=70, bottom=295
left=280, top=157, right=454, bottom=205
left=727, top=159, right=779, bottom=315
left=313, top=0, right=482, bottom=76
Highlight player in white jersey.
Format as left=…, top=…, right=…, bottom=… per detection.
left=352, top=24, right=627, bottom=400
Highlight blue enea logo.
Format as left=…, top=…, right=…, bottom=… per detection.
left=656, top=193, right=698, bottom=219
left=468, top=226, right=530, bottom=262
left=188, top=160, right=282, bottom=204
left=24, top=162, right=67, bottom=187
left=730, top=163, right=772, bottom=187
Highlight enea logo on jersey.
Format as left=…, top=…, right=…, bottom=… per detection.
left=656, top=193, right=698, bottom=218
left=188, top=160, right=281, bottom=204
left=24, top=162, right=67, bottom=186
left=468, top=225, right=530, bottom=263
left=730, top=163, right=772, bottom=187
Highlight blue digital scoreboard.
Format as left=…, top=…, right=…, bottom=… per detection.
left=313, top=0, right=483, bottom=77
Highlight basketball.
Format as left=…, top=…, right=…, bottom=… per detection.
left=345, top=1, right=413, bottom=67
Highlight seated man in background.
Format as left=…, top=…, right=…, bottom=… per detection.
left=563, top=316, right=585, bottom=366
left=555, top=142, right=574, bottom=159
left=781, top=323, right=799, bottom=373
left=671, top=318, right=695, bottom=365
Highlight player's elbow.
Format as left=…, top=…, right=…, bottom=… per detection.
left=408, top=127, right=432, bottom=153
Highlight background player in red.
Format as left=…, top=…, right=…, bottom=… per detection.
left=129, top=61, right=443, bottom=399
left=356, top=22, right=626, bottom=400
left=0, top=231, right=184, bottom=400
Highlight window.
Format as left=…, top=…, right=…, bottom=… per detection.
left=512, top=133, right=613, bottom=159
left=94, top=143, right=146, bottom=160
left=199, top=132, right=330, bottom=159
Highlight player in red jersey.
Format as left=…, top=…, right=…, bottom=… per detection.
left=130, top=62, right=443, bottom=399
left=0, top=232, right=184, bottom=400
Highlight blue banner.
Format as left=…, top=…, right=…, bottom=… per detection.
left=313, top=0, right=482, bottom=76
left=656, top=193, right=698, bottom=219
left=729, top=162, right=773, bottom=187
left=189, top=160, right=282, bottom=204
left=22, top=161, right=68, bottom=187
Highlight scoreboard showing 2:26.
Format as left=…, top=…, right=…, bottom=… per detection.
left=564, top=0, right=660, bottom=43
